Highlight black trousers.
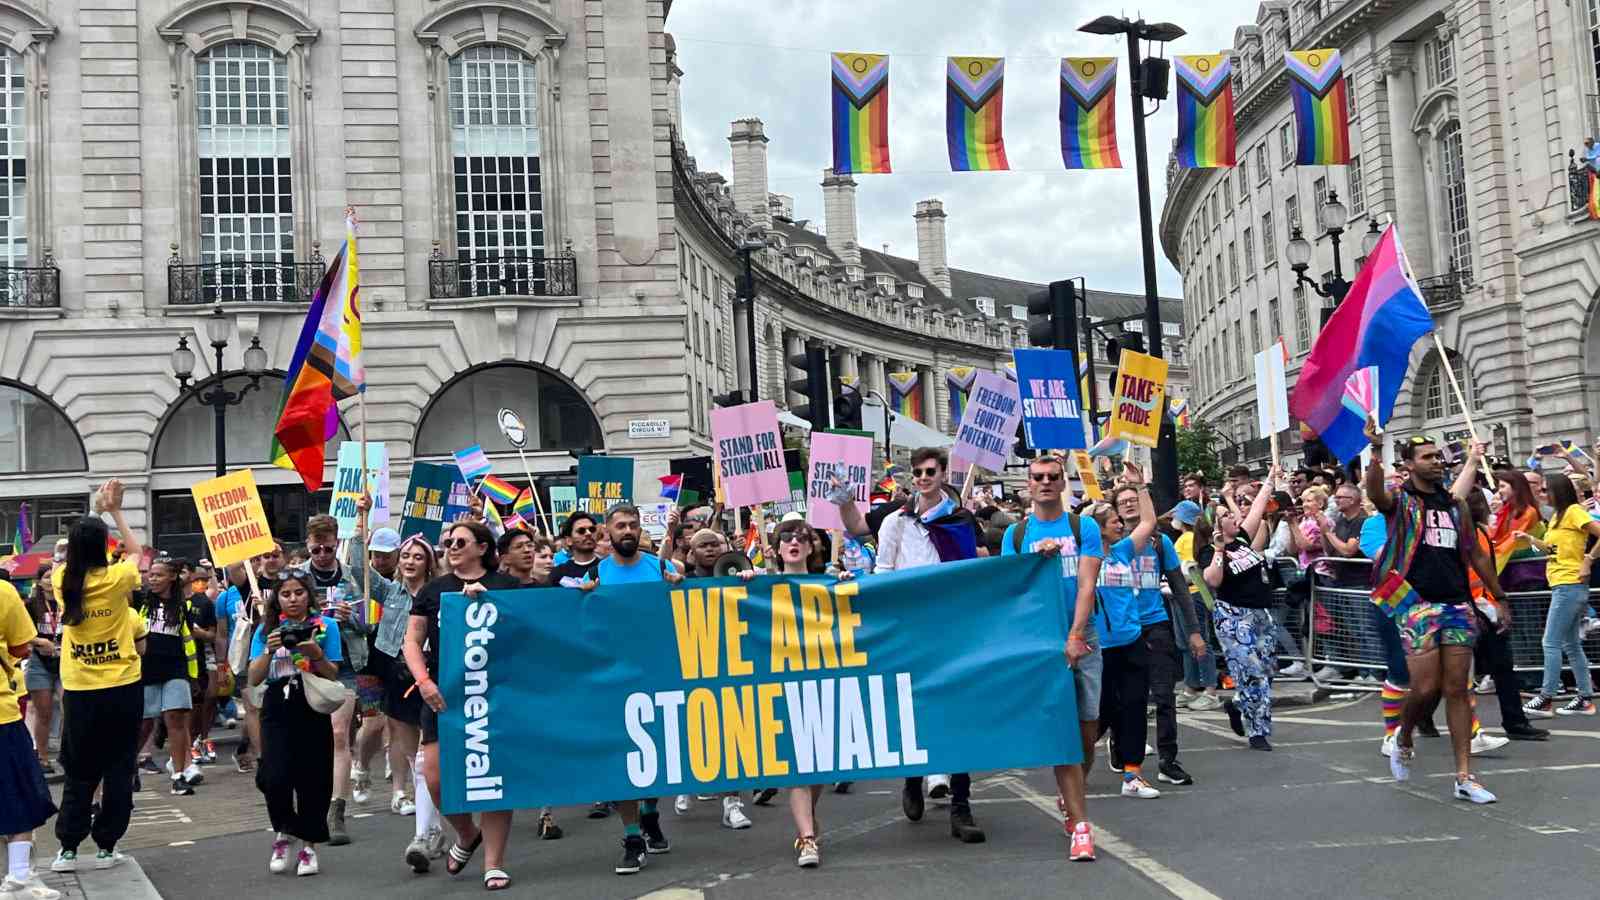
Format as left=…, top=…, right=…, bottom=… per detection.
left=1473, top=607, right=1531, bottom=730
left=1100, top=640, right=1151, bottom=770
left=256, top=679, right=334, bottom=844
left=55, top=681, right=142, bottom=852
left=905, top=773, right=971, bottom=811
left=1142, top=623, right=1182, bottom=764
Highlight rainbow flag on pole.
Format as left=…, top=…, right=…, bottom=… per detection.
left=887, top=371, right=923, bottom=421
left=271, top=215, right=363, bottom=491
left=1286, top=49, right=1351, bottom=165
left=513, top=488, right=537, bottom=520
left=1060, top=57, right=1120, bottom=169
left=831, top=52, right=891, bottom=175
left=1174, top=54, right=1236, bottom=168
left=946, top=57, right=1008, bottom=171
left=480, top=475, right=520, bottom=506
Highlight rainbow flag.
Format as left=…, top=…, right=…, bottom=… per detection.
left=1588, top=171, right=1600, bottom=220
left=1174, top=54, right=1235, bottom=168
left=1170, top=397, right=1192, bottom=428
left=887, top=371, right=922, bottom=421
left=513, top=488, right=537, bottom=519
left=480, top=475, right=519, bottom=506
left=1060, top=57, right=1120, bottom=169
left=744, top=520, right=765, bottom=568
left=946, top=366, right=977, bottom=425
left=504, top=512, right=531, bottom=533
left=1286, top=49, right=1351, bottom=165
left=946, top=56, right=1008, bottom=171
left=271, top=216, right=363, bottom=490
left=831, top=52, right=891, bottom=175
left=482, top=499, right=505, bottom=538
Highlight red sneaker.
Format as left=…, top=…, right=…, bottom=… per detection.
left=1069, top=821, right=1095, bottom=861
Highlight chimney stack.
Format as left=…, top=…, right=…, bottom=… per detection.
left=914, top=199, right=951, bottom=295
left=728, top=118, right=771, bottom=231
left=822, top=168, right=860, bottom=266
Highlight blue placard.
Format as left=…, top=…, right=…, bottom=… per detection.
left=437, top=554, right=1080, bottom=812
left=1013, top=348, right=1087, bottom=451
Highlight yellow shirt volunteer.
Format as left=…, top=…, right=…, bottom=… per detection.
left=0, top=579, right=36, bottom=726
left=1174, top=531, right=1199, bottom=594
left=1545, top=504, right=1596, bottom=587
left=53, top=559, right=144, bottom=691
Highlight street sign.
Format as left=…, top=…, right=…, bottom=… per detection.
left=628, top=418, right=672, bottom=439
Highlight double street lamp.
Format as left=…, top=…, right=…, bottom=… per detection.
left=1286, top=189, right=1383, bottom=305
left=171, top=305, right=268, bottom=478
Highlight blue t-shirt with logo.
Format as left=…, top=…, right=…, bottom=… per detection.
left=1000, top=511, right=1105, bottom=640
left=1134, top=534, right=1182, bottom=627
left=598, top=552, right=676, bottom=585
left=1095, top=537, right=1144, bottom=649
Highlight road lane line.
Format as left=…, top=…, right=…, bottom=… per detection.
left=994, top=776, right=1225, bottom=900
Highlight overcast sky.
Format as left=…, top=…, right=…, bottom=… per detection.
left=668, top=1, right=1257, bottom=297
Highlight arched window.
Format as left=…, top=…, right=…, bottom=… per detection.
left=415, top=364, right=603, bottom=457
left=153, top=374, right=349, bottom=468
left=0, top=382, right=86, bottom=473
left=1437, top=121, right=1471, bottom=280
left=1419, top=350, right=1475, bottom=422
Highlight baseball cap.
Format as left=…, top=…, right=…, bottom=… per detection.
left=369, top=527, right=403, bottom=553
left=1171, top=500, right=1203, bottom=528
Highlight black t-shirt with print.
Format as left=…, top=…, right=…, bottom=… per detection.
left=410, top=571, right=520, bottom=680
left=551, top=557, right=601, bottom=588
left=1196, top=539, right=1275, bottom=609
left=186, top=593, right=217, bottom=670
left=1404, top=485, right=1469, bottom=605
left=136, top=591, right=190, bottom=685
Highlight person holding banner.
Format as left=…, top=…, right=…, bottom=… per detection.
left=405, top=521, right=519, bottom=889
left=50, top=480, right=146, bottom=874
left=551, top=513, right=603, bottom=588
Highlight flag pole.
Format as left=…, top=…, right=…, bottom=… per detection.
left=512, top=446, right=556, bottom=536
left=1431, top=333, right=1479, bottom=443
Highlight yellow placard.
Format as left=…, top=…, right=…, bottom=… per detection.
left=191, top=470, right=276, bottom=567
left=1071, top=450, right=1103, bottom=501
left=1107, top=350, right=1169, bottom=449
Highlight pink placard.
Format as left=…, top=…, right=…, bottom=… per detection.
left=711, top=400, right=791, bottom=508
left=805, top=432, right=874, bottom=531
left=951, top=370, right=1023, bottom=472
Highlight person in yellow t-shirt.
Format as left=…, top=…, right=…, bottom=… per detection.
left=2, top=575, right=62, bottom=898
left=1514, top=471, right=1600, bottom=717
left=46, top=479, right=145, bottom=874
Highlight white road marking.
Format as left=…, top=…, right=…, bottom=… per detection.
left=1263, top=834, right=1461, bottom=851
left=167, top=841, right=195, bottom=847
left=994, top=775, right=1225, bottom=900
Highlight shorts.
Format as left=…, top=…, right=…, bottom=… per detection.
left=354, top=674, right=386, bottom=717
left=1399, top=600, right=1478, bottom=655
left=1072, top=645, right=1104, bottom=721
left=420, top=704, right=438, bottom=746
left=144, top=679, right=194, bottom=718
left=24, top=656, right=60, bottom=693
left=384, top=673, right=422, bottom=727
left=0, top=720, right=56, bottom=835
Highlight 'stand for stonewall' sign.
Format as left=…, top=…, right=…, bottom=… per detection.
left=951, top=370, right=1023, bottom=471
left=711, top=400, right=790, bottom=507
left=436, top=554, right=1079, bottom=812
left=806, top=432, right=873, bottom=531
left=1013, top=348, right=1087, bottom=451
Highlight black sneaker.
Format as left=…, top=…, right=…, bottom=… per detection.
left=1157, top=761, right=1194, bottom=785
left=1106, top=736, right=1122, bottom=773
left=615, top=836, right=647, bottom=875
left=901, top=780, right=925, bottom=822
left=131, top=774, right=142, bottom=794
left=754, top=788, right=779, bottom=805
left=639, top=812, right=670, bottom=853
left=1222, top=698, right=1246, bottom=737
left=170, top=776, right=194, bottom=797
left=833, top=782, right=853, bottom=794
left=138, top=757, right=162, bottom=775
left=588, top=801, right=613, bottom=819
left=1248, top=735, right=1273, bottom=751
left=949, top=806, right=985, bottom=843
left=1504, top=723, right=1550, bottom=741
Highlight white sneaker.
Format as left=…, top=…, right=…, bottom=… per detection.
left=1473, top=675, right=1496, bottom=695
left=269, top=837, right=293, bottom=873
left=674, top=794, right=692, bottom=815
left=1389, top=744, right=1414, bottom=783
left=296, top=846, right=319, bottom=876
left=350, top=767, right=370, bottom=805
left=1, top=871, right=62, bottom=900
left=1186, top=692, right=1221, bottom=711
left=1313, top=666, right=1342, bottom=681
left=181, top=763, right=204, bottom=786
left=1279, top=661, right=1309, bottom=679
left=1580, top=617, right=1600, bottom=639
left=92, top=850, right=126, bottom=871
left=48, top=851, right=75, bottom=874
left=1454, top=777, right=1497, bottom=804
left=1119, top=776, right=1160, bottom=799
left=1379, top=734, right=1396, bottom=758
left=391, top=792, right=416, bottom=816
left=424, top=826, right=447, bottom=859
left=926, top=773, right=951, bottom=800
left=721, top=796, right=752, bottom=829
left=1470, top=732, right=1509, bottom=755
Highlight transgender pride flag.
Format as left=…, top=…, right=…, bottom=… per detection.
left=1290, top=225, right=1434, bottom=463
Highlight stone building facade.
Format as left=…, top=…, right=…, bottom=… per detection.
left=1162, top=0, right=1600, bottom=468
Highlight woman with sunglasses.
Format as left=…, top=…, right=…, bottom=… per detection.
left=404, top=521, right=519, bottom=891
left=23, top=563, right=61, bottom=775
left=248, top=569, right=341, bottom=876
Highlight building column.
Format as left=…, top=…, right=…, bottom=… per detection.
left=919, top=365, right=937, bottom=427
left=732, top=301, right=752, bottom=399
left=784, top=331, right=806, bottom=408
left=1379, top=49, right=1433, bottom=276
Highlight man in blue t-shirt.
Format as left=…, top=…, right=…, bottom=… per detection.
left=999, top=454, right=1105, bottom=861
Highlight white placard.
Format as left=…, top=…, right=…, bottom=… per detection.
left=1254, top=347, right=1290, bottom=438
left=628, top=419, right=672, bottom=439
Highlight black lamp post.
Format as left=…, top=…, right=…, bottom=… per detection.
left=1287, top=189, right=1383, bottom=306
left=171, top=305, right=268, bottom=478
left=735, top=235, right=766, bottom=403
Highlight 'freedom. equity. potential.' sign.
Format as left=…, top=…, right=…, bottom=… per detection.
left=436, top=554, right=1079, bottom=812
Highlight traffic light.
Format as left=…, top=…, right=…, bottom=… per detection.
left=712, top=390, right=745, bottom=408
left=1013, top=417, right=1035, bottom=460
left=787, top=344, right=831, bottom=429
left=832, top=380, right=864, bottom=430
left=1026, top=279, right=1080, bottom=351
left=1138, top=57, right=1170, bottom=100
left=1106, top=329, right=1147, bottom=397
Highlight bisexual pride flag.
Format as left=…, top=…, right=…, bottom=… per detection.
left=1286, top=49, right=1351, bottom=165
left=946, top=57, right=1008, bottom=172
left=1174, top=54, right=1235, bottom=168
left=831, top=52, right=891, bottom=174
left=1060, top=57, right=1120, bottom=169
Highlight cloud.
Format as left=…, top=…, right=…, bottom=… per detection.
left=668, top=1, right=1252, bottom=297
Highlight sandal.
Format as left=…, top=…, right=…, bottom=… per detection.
left=538, top=811, right=563, bottom=840
left=445, top=831, right=482, bottom=876
left=483, top=868, right=511, bottom=891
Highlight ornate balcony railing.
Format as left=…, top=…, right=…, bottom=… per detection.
left=168, top=254, right=325, bottom=306
left=0, top=261, right=61, bottom=308
left=428, top=252, right=578, bottom=300
left=1570, top=151, right=1595, bottom=214
left=1418, top=270, right=1469, bottom=314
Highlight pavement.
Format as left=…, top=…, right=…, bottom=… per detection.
left=28, top=687, right=1600, bottom=900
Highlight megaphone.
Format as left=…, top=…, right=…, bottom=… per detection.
left=712, top=552, right=756, bottom=578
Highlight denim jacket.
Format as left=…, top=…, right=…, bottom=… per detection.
left=343, top=535, right=414, bottom=659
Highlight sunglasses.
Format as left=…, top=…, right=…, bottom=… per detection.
left=443, top=537, right=479, bottom=551
left=308, top=544, right=337, bottom=556
left=777, top=532, right=812, bottom=544
left=1029, top=472, right=1064, bottom=483
left=912, top=467, right=941, bottom=478
left=1407, top=435, right=1436, bottom=446
left=572, top=526, right=595, bottom=535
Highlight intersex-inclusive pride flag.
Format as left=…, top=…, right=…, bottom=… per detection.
left=436, top=554, right=1080, bottom=812
left=946, top=56, right=1008, bottom=172
left=886, top=371, right=923, bottom=421
left=1060, top=57, right=1120, bottom=169
left=831, top=52, right=891, bottom=175
left=1286, top=49, right=1351, bottom=165
left=1174, top=54, right=1236, bottom=168
left=1289, top=225, right=1434, bottom=464
left=946, top=366, right=977, bottom=425
left=271, top=216, right=363, bottom=490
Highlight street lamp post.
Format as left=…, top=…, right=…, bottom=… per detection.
left=736, top=236, right=766, bottom=403
left=171, top=305, right=269, bottom=478
left=1080, top=14, right=1185, bottom=510
left=1287, top=189, right=1383, bottom=306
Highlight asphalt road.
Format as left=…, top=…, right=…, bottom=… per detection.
left=113, top=693, right=1600, bottom=900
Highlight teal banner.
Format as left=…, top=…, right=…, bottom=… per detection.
left=437, top=554, right=1080, bottom=813
left=576, top=455, right=634, bottom=514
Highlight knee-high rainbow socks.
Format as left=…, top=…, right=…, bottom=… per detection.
left=1382, top=680, right=1407, bottom=738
